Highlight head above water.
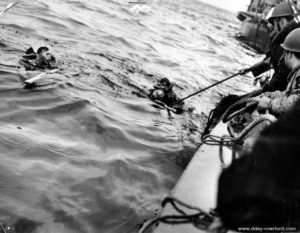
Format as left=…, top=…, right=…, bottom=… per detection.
left=159, top=78, right=171, bottom=87
left=155, top=78, right=172, bottom=91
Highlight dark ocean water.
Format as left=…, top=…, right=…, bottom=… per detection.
left=0, top=0, right=261, bottom=232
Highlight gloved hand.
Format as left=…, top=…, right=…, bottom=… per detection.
left=257, top=96, right=272, bottom=110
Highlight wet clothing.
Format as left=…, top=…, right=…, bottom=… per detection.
left=262, top=65, right=300, bottom=115
left=149, top=84, right=177, bottom=105
left=251, top=19, right=300, bottom=91
left=35, top=54, right=51, bottom=69
left=19, top=47, right=57, bottom=71
left=148, top=83, right=184, bottom=113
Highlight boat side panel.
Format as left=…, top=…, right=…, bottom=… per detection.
left=153, top=122, right=233, bottom=233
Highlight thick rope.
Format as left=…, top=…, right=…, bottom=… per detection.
left=221, top=97, right=259, bottom=122
left=140, top=109, right=277, bottom=232
left=236, top=114, right=276, bottom=140
left=201, top=134, right=241, bottom=147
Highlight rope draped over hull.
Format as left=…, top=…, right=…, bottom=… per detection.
left=139, top=196, right=215, bottom=233
left=202, top=89, right=264, bottom=138
left=140, top=94, right=277, bottom=232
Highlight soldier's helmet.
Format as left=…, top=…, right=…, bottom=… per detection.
left=281, top=28, right=300, bottom=53
left=268, top=2, right=299, bottom=24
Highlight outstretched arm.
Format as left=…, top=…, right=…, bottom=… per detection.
left=269, top=76, right=300, bottom=115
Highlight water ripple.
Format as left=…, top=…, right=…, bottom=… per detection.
left=0, top=0, right=261, bottom=232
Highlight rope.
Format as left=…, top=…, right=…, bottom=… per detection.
left=162, top=197, right=187, bottom=215
left=171, top=71, right=244, bottom=106
left=199, top=134, right=242, bottom=169
left=219, top=137, right=226, bottom=168
left=140, top=107, right=277, bottom=232
left=140, top=197, right=214, bottom=233
left=0, top=224, right=7, bottom=233
left=202, top=89, right=264, bottom=138
left=239, top=88, right=264, bottom=99
left=162, top=196, right=205, bottom=213
left=201, top=134, right=241, bottom=147
left=235, top=114, right=276, bottom=140
left=153, top=100, right=177, bottom=114
left=221, top=97, right=259, bottom=122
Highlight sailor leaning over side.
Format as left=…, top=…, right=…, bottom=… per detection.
left=256, top=28, right=300, bottom=116
left=244, top=2, right=300, bottom=92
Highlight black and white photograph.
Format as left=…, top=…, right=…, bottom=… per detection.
left=1, top=0, right=300, bottom=232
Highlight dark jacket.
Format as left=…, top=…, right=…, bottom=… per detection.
left=251, top=19, right=300, bottom=91
left=217, top=99, right=300, bottom=230
left=148, top=84, right=184, bottom=112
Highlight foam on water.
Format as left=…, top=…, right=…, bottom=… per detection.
left=0, top=0, right=262, bottom=232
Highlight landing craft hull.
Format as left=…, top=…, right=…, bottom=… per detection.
left=148, top=122, right=233, bottom=233
left=140, top=108, right=274, bottom=233
left=236, top=11, right=270, bottom=53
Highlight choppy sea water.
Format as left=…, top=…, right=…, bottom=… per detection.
left=0, top=0, right=261, bottom=232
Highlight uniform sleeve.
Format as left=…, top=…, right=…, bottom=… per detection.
left=266, top=65, right=289, bottom=92
left=250, top=57, right=271, bottom=77
left=263, top=91, right=283, bottom=99
left=269, top=76, right=300, bottom=115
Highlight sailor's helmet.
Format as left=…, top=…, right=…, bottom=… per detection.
left=281, top=28, right=300, bottom=53
left=268, top=2, right=299, bottom=24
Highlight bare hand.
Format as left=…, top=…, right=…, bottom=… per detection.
left=258, top=96, right=272, bottom=110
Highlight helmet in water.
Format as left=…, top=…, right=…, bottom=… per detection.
left=281, top=28, right=300, bottom=53
left=268, top=2, right=299, bottom=24
left=154, top=77, right=172, bottom=91
left=37, top=46, right=49, bottom=54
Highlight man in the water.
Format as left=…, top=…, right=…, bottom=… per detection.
left=36, top=46, right=50, bottom=68
left=20, top=46, right=57, bottom=70
left=148, top=78, right=184, bottom=113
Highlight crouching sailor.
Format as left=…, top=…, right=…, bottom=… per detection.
left=148, top=78, right=184, bottom=113
left=257, top=28, right=300, bottom=116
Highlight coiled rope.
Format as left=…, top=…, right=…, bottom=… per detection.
left=221, top=97, right=259, bottom=122
left=140, top=100, right=277, bottom=232
left=235, top=114, right=276, bottom=140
